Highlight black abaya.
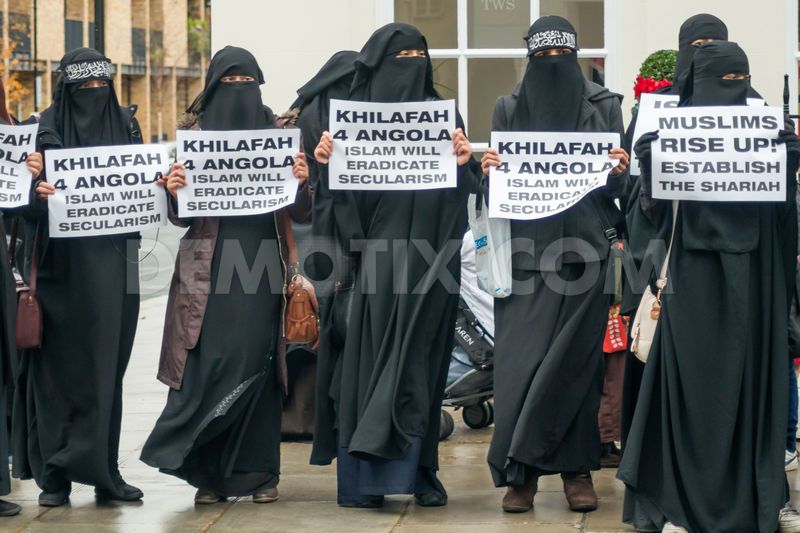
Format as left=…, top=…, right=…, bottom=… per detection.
left=487, top=16, right=626, bottom=488
left=141, top=46, right=286, bottom=497
left=618, top=41, right=798, bottom=533
left=141, top=214, right=283, bottom=496
left=14, top=234, right=139, bottom=493
left=312, top=24, right=478, bottom=502
left=12, top=48, right=141, bottom=497
left=0, top=218, right=14, bottom=498
left=618, top=199, right=795, bottom=533
left=489, top=264, right=607, bottom=486
left=291, top=50, right=359, bottom=465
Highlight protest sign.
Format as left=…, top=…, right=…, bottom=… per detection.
left=47, top=144, right=169, bottom=238
left=488, top=131, right=619, bottom=220
left=0, top=123, right=38, bottom=208
left=177, top=129, right=300, bottom=217
left=651, top=106, right=785, bottom=202
left=630, top=92, right=763, bottom=175
left=328, top=99, right=457, bottom=191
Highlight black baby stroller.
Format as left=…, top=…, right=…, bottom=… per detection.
left=439, top=297, right=494, bottom=440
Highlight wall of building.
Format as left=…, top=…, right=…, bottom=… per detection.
left=210, top=0, right=377, bottom=113
left=106, top=0, right=134, bottom=65
left=615, top=0, right=792, bottom=113
left=3, top=0, right=205, bottom=141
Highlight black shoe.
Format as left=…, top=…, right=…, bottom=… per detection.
left=38, top=489, right=70, bottom=507
left=95, top=482, right=143, bottom=502
left=415, top=491, right=448, bottom=507
left=0, top=499, right=20, bottom=516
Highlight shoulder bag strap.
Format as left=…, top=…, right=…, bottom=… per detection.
left=586, top=193, right=624, bottom=305
left=657, top=200, right=680, bottom=289
left=8, top=218, right=17, bottom=266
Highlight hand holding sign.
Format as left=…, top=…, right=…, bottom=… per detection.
left=481, top=148, right=501, bottom=176
left=608, top=148, right=629, bottom=175
left=26, top=152, right=43, bottom=179
left=452, top=128, right=473, bottom=166
left=314, top=131, right=333, bottom=165
left=292, top=152, right=309, bottom=183
left=165, top=162, right=187, bottom=198
left=777, top=126, right=800, bottom=169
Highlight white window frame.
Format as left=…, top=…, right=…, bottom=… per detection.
left=376, top=0, right=619, bottom=150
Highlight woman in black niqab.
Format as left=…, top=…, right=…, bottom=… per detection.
left=350, top=23, right=436, bottom=103
left=142, top=46, right=308, bottom=505
left=620, top=16, right=761, bottom=453
left=623, top=14, right=738, bottom=152
left=188, top=46, right=273, bottom=131
left=673, top=14, right=728, bottom=95
left=312, top=22, right=478, bottom=508
left=482, top=15, right=630, bottom=515
left=618, top=41, right=799, bottom=533
left=38, top=48, right=130, bottom=148
left=13, top=47, right=143, bottom=507
left=511, top=16, right=583, bottom=132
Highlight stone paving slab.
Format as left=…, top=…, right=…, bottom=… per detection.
left=2, top=294, right=796, bottom=532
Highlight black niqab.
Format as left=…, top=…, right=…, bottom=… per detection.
left=674, top=14, right=728, bottom=94
left=38, top=48, right=129, bottom=148
left=295, top=50, right=358, bottom=148
left=679, top=41, right=750, bottom=107
left=512, top=16, right=584, bottom=131
left=294, top=50, right=357, bottom=110
left=351, top=23, right=437, bottom=103
left=192, top=46, right=272, bottom=131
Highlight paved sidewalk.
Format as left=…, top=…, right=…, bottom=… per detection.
left=2, top=294, right=798, bottom=532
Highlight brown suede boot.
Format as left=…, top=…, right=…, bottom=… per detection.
left=501, top=477, right=538, bottom=513
left=561, top=472, right=598, bottom=512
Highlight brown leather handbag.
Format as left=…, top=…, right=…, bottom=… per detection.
left=284, top=274, right=319, bottom=347
left=9, top=221, right=42, bottom=349
left=278, top=209, right=319, bottom=348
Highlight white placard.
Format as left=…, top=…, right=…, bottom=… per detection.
left=488, top=131, right=619, bottom=220
left=328, top=99, right=457, bottom=191
left=630, top=92, right=763, bottom=175
left=651, top=106, right=785, bottom=202
left=177, top=129, right=300, bottom=218
left=0, top=123, right=37, bottom=208
left=47, top=144, right=169, bottom=238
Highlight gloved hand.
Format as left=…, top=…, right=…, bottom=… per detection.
left=634, top=131, right=660, bottom=205
left=776, top=122, right=800, bottom=179
left=633, top=130, right=660, bottom=173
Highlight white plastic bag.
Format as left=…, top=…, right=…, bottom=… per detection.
left=468, top=193, right=512, bottom=298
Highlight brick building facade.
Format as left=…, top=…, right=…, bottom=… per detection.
left=4, top=0, right=209, bottom=142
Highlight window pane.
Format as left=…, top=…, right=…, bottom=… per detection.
left=432, top=58, right=458, bottom=103
left=468, top=0, right=530, bottom=48
left=539, top=0, right=604, bottom=49
left=467, top=58, right=527, bottom=143
left=579, top=57, right=605, bottom=86
left=394, top=0, right=457, bottom=49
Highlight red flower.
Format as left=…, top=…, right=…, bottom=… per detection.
left=634, top=76, right=673, bottom=101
